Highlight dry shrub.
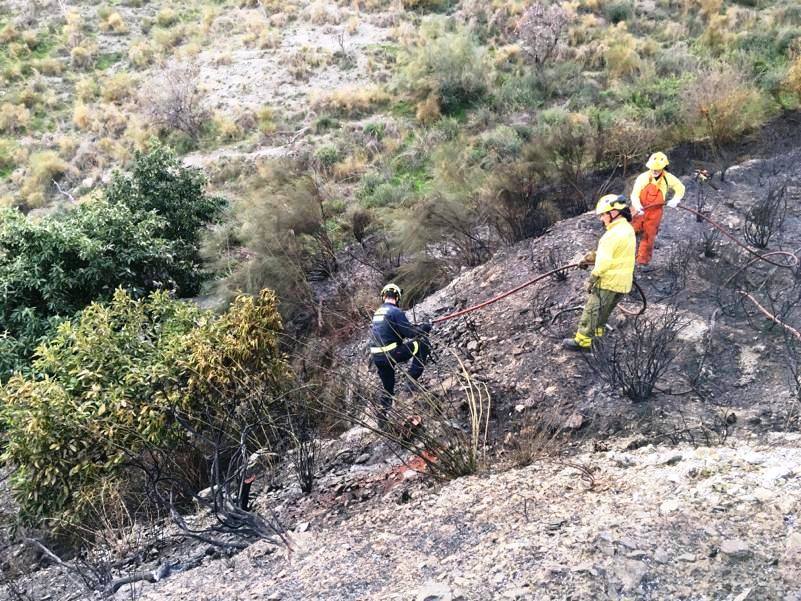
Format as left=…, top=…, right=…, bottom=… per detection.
left=73, top=103, right=92, bottom=129
left=416, top=94, right=441, bottom=124
left=143, top=63, right=209, bottom=141
left=332, top=152, right=368, bottom=181
left=307, top=1, right=342, bottom=24
left=71, top=44, right=96, bottom=69
left=100, top=12, right=128, bottom=34
left=19, top=151, right=74, bottom=209
left=156, top=7, right=179, bottom=27
left=310, top=86, right=390, bottom=117
left=785, top=55, right=801, bottom=100
left=604, top=27, right=641, bottom=79
left=603, top=118, right=660, bottom=175
left=0, top=103, right=30, bottom=134
left=128, top=40, right=155, bottom=68
left=516, top=2, right=569, bottom=66
left=31, top=57, right=63, bottom=76
left=101, top=72, right=135, bottom=104
left=682, top=65, right=767, bottom=179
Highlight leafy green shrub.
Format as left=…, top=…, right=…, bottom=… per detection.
left=313, top=144, right=340, bottom=169
left=1, top=288, right=288, bottom=528
left=0, top=145, right=224, bottom=377
left=397, top=22, right=488, bottom=114
left=603, top=1, right=633, bottom=24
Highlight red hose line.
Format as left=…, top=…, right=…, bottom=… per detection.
left=432, top=263, right=583, bottom=324
left=675, top=204, right=797, bottom=269
left=429, top=199, right=795, bottom=326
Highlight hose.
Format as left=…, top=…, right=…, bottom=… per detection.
left=676, top=204, right=797, bottom=269
left=432, top=263, right=583, bottom=324
left=428, top=199, right=786, bottom=326
left=432, top=263, right=647, bottom=325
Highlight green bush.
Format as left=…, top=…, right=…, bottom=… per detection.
left=603, top=0, right=634, bottom=24
left=1, top=288, right=288, bottom=528
left=397, top=22, right=488, bottom=114
left=0, top=145, right=225, bottom=378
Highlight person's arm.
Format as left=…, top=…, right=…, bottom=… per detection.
left=630, top=174, right=646, bottom=214
left=389, top=308, right=423, bottom=339
left=591, top=231, right=613, bottom=280
left=666, top=172, right=686, bottom=207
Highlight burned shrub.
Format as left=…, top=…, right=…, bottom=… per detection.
left=660, top=241, right=695, bottom=296
left=535, top=246, right=570, bottom=282
left=587, top=311, right=686, bottom=403
left=743, top=184, right=787, bottom=249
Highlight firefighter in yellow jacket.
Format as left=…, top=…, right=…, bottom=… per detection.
left=563, top=194, right=636, bottom=351
left=630, top=151, right=685, bottom=266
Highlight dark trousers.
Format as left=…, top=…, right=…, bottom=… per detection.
left=371, top=337, right=430, bottom=417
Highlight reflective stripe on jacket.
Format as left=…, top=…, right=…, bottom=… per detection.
left=591, top=218, right=636, bottom=294
left=630, top=170, right=685, bottom=213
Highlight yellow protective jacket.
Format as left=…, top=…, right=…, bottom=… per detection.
left=630, top=170, right=685, bottom=214
left=591, top=217, right=635, bottom=294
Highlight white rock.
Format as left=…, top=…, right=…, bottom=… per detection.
left=416, top=581, right=453, bottom=601
left=720, top=539, right=751, bottom=560
left=660, top=499, right=680, bottom=514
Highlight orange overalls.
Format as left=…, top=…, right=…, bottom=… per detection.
left=632, top=178, right=665, bottom=265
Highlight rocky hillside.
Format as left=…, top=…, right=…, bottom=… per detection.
left=5, top=146, right=800, bottom=601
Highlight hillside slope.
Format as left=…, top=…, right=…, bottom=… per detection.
left=105, top=148, right=801, bottom=601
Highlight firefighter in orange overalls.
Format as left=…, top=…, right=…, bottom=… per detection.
left=630, top=152, right=686, bottom=267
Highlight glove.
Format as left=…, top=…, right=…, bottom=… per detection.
left=578, top=250, right=596, bottom=270
left=586, top=277, right=598, bottom=294
left=667, top=198, right=680, bottom=208
left=419, top=321, right=432, bottom=333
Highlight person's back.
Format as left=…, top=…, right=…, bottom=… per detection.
left=371, top=302, right=416, bottom=349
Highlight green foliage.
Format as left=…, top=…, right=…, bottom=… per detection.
left=0, top=145, right=225, bottom=378
left=104, top=145, right=226, bottom=295
left=207, top=162, right=338, bottom=327
left=1, top=288, right=288, bottom=527
left=603, top=1, right=634, bottom=24
left=397, top=21, right=488, bottom=114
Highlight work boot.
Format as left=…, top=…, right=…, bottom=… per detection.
left=562, top=338, right=589, bottom=352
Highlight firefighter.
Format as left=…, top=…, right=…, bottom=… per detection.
left=370, top=283, right=432, bottom=422
left=563, top=194, right=635, bottom=351
left=630, top=151, right=686, bottom=267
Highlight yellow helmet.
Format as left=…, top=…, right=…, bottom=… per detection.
left=381, top=283, right=403, bottom=300
left=646, top=151, right=669, bottom=171
left=595, top=194, right=627, bottom=215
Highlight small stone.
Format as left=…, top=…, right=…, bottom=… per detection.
left=676, top=553, right=696, bottom=562
left=617, top=537, right=638, bottom=550
left=653, top=549, right=670, bottom=564
left=662, top=454, right=683, bottom=466
left=564, top=412, right=584, bottom=430
left=402, top=469, right=419, bottom=481
left=626, top=550, right=650, bottom=560
left=354, top=453, right=370, bottom=464
left=466, top=340, right=479, bottom=352
left=295, top=521, right=309, bottom=533
left=720, top=539, right=752, bottom=560
left=613, top=560, right=647, bottom=592
left=266, top=593, right=282, bottom=601
left=660, top=499, right=680, bottom=514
